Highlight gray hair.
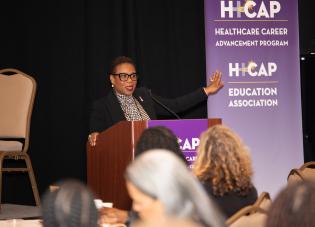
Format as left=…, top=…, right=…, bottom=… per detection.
left=125, top=149, right=226, bottom=227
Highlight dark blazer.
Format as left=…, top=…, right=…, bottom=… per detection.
left=89, top=87, right=207, bottom=133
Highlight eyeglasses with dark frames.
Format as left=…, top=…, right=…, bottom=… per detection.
left=112, top=73, right=138, bottom=81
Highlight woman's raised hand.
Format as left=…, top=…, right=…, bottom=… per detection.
left=203, top=70, right=224, bottom=95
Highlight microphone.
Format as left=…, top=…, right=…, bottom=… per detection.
left=147, top=89, right=181, bottom=120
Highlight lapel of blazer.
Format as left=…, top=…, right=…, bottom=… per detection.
left=105, top=90, right=126, bottom=123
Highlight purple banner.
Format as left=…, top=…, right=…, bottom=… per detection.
left=148, top=119, right=208, bottom=168
left=205, top=0, right=303, bottom=197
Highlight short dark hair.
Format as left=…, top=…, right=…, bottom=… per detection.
left=109, top=56, right=135, bottom=75
left=135, top=126, right=187, bottom=165
left=42, top=179, right=99, bottom=227
left=266, top=181, right=315, bottom=227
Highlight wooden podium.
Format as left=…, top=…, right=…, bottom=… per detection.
left=87, top=119, right=221, bottom=209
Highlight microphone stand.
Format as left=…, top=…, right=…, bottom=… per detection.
left=147, top=89, right=181, bottom=120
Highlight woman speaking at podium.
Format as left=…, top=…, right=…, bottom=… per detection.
left=88, top=56, right=223, bottom=146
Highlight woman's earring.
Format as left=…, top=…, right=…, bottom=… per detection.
left=111, top=84, right=114, bottom=88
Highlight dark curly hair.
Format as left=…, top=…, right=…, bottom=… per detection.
left=135, top=126, right=187, bottom=165
left=41, top=179, right=99, bottom=227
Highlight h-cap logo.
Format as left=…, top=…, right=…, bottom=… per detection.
left=220, top=0, right=281, bottom=19
left=178, top=137, right=200, bottom=151
left=229, top=61, right=277, bottom=77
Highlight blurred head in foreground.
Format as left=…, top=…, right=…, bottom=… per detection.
left=42, top=179, right=98, bottom=227
left=266, top=181, right=315, bottom=227
left=125, top=149, right=225, bottom=227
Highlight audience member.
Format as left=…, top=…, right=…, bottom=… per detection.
left=125, top=149, right=226, bottom=227
left=193, top=125, right=257, bottom=218
left=41, top=179, right=99, bottom=227
left=266, top=181, right=315, bottom=227
left=100, top=126, right=187, bottom=225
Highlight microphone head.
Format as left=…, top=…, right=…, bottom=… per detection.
left=146, top=88, right=152, bottom=96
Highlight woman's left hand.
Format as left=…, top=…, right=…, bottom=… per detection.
left=203, top=70, right=224, bottom=95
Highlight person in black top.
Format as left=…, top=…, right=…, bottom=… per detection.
left=193, top=125, right=258, bottom=218
left=88, top=56, right=224, bottom=146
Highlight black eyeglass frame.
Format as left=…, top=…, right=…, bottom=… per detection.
left=112, top=73, right=138, bottom=81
